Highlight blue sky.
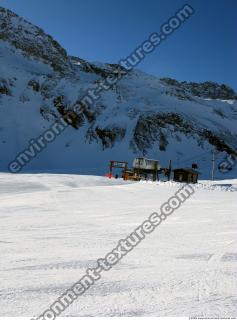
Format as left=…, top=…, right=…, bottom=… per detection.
left=1, top=0, right=237, bottom=90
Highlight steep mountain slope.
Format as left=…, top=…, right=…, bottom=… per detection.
left=0, top=6, right=236, bottom=178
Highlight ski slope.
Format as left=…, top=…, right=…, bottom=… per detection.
left=0, top=173, right=237, bottom=316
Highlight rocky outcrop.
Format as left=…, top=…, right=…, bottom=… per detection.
left=161, top=78, right=237, bottom=100
left=0, top=78, right=12, bottom=95
left=0, top=7, right=70, bottom=72
left=132, top=112, right=237, bottom=156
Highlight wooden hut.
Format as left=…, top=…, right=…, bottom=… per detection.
left=173, top=168, right=199, bottom=183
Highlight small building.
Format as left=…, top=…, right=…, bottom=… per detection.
left=173, top=168, right=199, bottom=183
left=133, top=157, right=160, bottom=171
left=132, top=157, right=160, bottom=181
left=123, top=170, right=141, bottom=181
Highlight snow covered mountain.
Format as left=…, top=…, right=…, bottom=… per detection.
left=0, top=6, right=236, bottom=178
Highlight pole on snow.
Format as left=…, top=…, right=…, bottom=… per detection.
left=211, top=150, right=215, bottom=180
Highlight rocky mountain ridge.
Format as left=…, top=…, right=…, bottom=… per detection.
left=0, top=6, right=236, bottom=177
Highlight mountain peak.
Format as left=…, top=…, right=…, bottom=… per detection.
left=160, top=78, right=237, bottom=100
left=0, top=6, right=69, bottom=72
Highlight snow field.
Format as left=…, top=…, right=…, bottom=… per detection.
left=0, top=174, right=236, bottom=316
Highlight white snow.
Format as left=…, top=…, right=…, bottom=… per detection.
left=1, top=39, right=237, bottom=178
left=0, top=173, right=237, bottom=316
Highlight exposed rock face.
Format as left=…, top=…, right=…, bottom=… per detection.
left=160, top=78, right=237, bottom=100
left=0, top=6, right=70, bottom=72
left=0, top=78, right=12, bottom=95
left=69, top=56, right=127, bottom=78
left=132, top=112, right=236, bottom=156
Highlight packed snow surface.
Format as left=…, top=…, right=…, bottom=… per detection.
left=0, top=173, right=237, bottom=316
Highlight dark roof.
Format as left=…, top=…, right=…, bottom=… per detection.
left=173, top=168, right=200, bottom=174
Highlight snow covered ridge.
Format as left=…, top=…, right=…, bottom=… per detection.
left=151, top=180, right=237, bottom=192
left=0, top=7, right=69, bottom=72
left=160, top=78, right=237, bottom=100
left=0, top=6, right=237, bottom=177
